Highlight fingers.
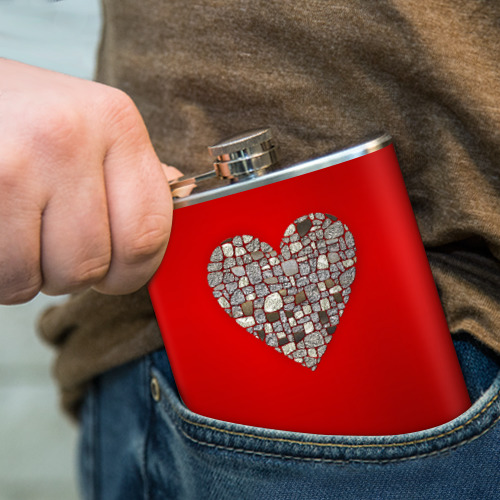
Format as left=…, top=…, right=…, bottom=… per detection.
left=0, top=61, right=176, bottom=302
left=90, top=93, right=173, bottom=295
left=0, top=177, right=42, bottom=304
left=39, top=165, right=111, bottom=296
left=164, top=163, right=197, bottom=198
left=162, top=163, right=184, bottom=182
left=93, top=155, right=172, bottom=295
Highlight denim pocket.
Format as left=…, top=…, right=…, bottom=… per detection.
left=146, top=347, right=500, bottom=500
left=78, top=343, right=500, bottom=500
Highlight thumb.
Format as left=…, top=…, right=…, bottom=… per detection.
left=162, top=163, right=196, bottom=198
left=161, top=163, right=184, bottom=182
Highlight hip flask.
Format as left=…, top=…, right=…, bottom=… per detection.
left=149, top=129, right=470, bottom=435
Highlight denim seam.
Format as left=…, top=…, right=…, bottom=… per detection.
left=142, top=359, right=153, bottom=500
left=164, top=388, right=499, bottom=450
left=174, top=412, right=500, bottom=464
left=82, top=382, right=97, bottom=500
left=92, top=381, right=100, bottom=500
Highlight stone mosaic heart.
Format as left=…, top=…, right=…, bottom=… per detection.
left=207, top=213, right=357, bottom=370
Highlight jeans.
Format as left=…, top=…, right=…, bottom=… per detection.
left=78, top=334, right=500, bottom=499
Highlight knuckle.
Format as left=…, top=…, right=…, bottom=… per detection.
left=120, top=214, right=170, bottom=266
left=67, top=257, right=110, bottom=288
left=105, top=88, right=137, bottom=113
left=30, top=105, right=85, bottom=151
left=0, top=163, right=22, bottom=193
left=0, top=275, right=41, bottom=305
left=48, top=255, right=111, bottom=295
left=100, top=88, right=146, bottom=142
left=0, top=149, right=31, bottom=192
left=1, top=287, right=39, bottom=305
left=0, top=235, right=41, bottom=305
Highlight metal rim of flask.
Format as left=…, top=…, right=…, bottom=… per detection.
left=169, top=129, right=392, bottom=209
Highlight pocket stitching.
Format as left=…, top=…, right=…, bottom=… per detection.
left=165, top=387, right=499, bottom=449
left=174, top=412, right=500, bottom=464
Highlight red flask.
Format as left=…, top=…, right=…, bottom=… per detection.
left=149, top=130, right=470, bottom=435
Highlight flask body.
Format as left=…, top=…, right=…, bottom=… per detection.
left=149, top=136, right=470, bottom=435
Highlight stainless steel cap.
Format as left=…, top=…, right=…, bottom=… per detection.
left=208, top=128, right=278, bottom=180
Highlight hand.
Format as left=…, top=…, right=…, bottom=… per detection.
left=0, top=58, right=178, bottom=304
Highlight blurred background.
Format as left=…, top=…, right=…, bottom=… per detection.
left=0, top=1, right=101, bottom=498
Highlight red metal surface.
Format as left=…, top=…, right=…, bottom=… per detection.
left=149, top=144, right=470, bottom=435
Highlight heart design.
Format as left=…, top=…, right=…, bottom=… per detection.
left=207, top=213, right=357, bottom=370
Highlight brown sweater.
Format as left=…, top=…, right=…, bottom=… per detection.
left=39, top=0, right=500, bottom=417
